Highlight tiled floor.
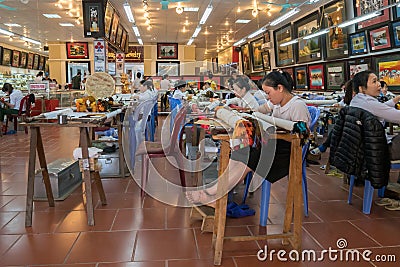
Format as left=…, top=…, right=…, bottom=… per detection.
left=0, top=120, right=400, bottom=266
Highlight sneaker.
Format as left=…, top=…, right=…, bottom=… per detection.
left=310, top=147, right=321, bottom=155
left=375, top=198, right=395, bottom=206
left=320, top=165, right=326, bottom=170
left=384, top=200, right=400, bottom=211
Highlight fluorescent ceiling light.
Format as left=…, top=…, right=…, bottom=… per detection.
left=184, top=7, right=199, bottom=12
left=43, top=14, right=61, bottom=18
left=21, top=36, right=41, bottom=45
left=309, top=0, right=321, bottom=3
left=4, top=23, right=21, bottom=27
left=192, top=26, right=201, bottom=38
left=280, top=39, right=298, bottom=47
left=270, top=8, right=300, bottom=26
left=248, top=27, right=266, bottom=39
left=233, top=38, right=247, bottom=46
left=137, top=38, right=143, bottom=45
left=338, top=11, right=380, bottom=28
left=187, top=38, right=194, bottom=45
left=123, top=3, right=135, bottom=23
left=303, top=28, right=329, bottom=40
left=59, top=23, right=75, bottom=27
left=235, top=19, right=251, bottom=24
left=132, top=25, right=140, bottom=37
left=200, top=4, right=213, bottom=24
left=0, top=28, right=14, bottom=36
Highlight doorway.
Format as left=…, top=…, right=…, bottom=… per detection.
left=66, top=61, right=91, bottom=84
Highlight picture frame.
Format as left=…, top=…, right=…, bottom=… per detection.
left=156, top=61, right=180, bottom=76
left=368, top=25, right=392, bottom=52
left=393, top=5, right=400, bottom=21
left=11, top=50, right=20, bottom=68
left=27, top=53, right=34, bottom=69
left=294, top=66, right=308, bottom=90
left=110, top=11, right=120, bottom=44
left=349, top=31, right=368, bottom=55
left=250, top=37, right=264, bottom=72
left=20, top=52, right=27, bottom=68
left=326, top=62, right=346, bottom=91
left=261, top=51, right=271, bottom=71
left=282, top=67, right=294, bottom=82
left=33, top=54, right=40, bottom=70
left=322, top=0, right=349, bottom=59
left=348, top=58, right=371, bottom=79
left=354, top=0, right=389, bottom=30
left=116, top=24, right=123, bottom=47
left=212, top=57, right=218, bottom=73
left=391, top=21, right=400, bottom=48
left=2, top=48, right=12, bottom=66
left=66, top=42, right=89, bottom=59
left=273, top=23, right=295, bottom=66
left=39, top=55, right=45, bottom=70
left=82, top=0, right=105, bottom=38
left=157, top=43, right=178, bottom=59
left=376, top=54, right=400, bottom=91
left=241, top=43, right=251, bottom=74
left=308, top=64, right=325, bottom=90
left=104, top=1, right=114, bottom=40
left=120, top=29, right=127, bottom=51
left=294, top=11, right=322, bottom=63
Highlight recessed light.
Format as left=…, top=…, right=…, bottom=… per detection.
left=235, top=19, right=251, bottom=24
left=184, top=7, right=199, bottom=12
left=43, top=14, right=61, bottom=18
left=4, top=23, right=21, bottom=27
left=59, top=23, right=74, bottom=27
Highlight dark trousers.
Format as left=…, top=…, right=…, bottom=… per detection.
left=0, top=108, right=19, bottom=122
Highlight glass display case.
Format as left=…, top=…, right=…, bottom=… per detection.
left=49, top=90, right=86, bottom=108
left=0, top=73, right=35, bottom=92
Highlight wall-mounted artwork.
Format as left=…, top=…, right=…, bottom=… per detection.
left=250, top=37, right=264, bottom=72
left=156, top=61, right=180, bottom=76
left=104, top=1, right=114, bottom=40
left=354, top=0, right=389, bottom=30
left=261, top=51, right=271, bottom=71
left=38, top=56, right=45, bottom=70
left=391, top=21, right=400, bottom=48
left=295, top=11, right=322, bottom=63
left=308, top=64, right=325, bottom=90
left=241, top=43, right=251, bottom=74
left=326, top=62, right=346, bottom=91
left=66, top=42, right=89, bottom=59
left=20, top=52, right=27, bottom=68
left=348, top=58, right=371, bottom=79
left=368, top=25, right=392, bottom=52
left=110, top=11, right=119, bottom=44
left=2, top=48, right=12, bottom=66
left=322, top=0, right=348, bottom=59
left=376, top=54, right=400, bottom=90
left=27, top=53, right=34, bottom=69
left=11, top=50, right=20, bottom=68
left=294, top=66, right=308, bottom=89
left=349, top=31, right=368, bottom=55
left=33, top=54, right=40, bottom=70
left=157, top=43, right=178, bottom=59
left=273, top=24, right=295, bottom=66
left=82, top=0, right=105, bottom=38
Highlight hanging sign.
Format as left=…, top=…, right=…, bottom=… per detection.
left=115, top=53, right=125, bottom=75
left=94, top=39, right=107, bottom=72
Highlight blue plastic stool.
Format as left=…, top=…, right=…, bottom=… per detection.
left=348, top=175, right=385, bottom=214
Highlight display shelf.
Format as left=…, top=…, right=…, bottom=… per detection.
left=0, top=73, right=35, bottom=91
left=49, top=90, right=86, bottom=108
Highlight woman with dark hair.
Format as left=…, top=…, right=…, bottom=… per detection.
left=222, top=76, right=259, bottom=110
left=350, top=70, right=400, bottom=159
left=133, top=80, right=156, bottom=102
left=186, top=71, right=310, bottom=206
left=0, top=83, right=24, bottom=136
left=378, top=80, right=396, bottom=102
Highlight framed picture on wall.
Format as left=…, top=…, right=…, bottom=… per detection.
left=20, top=52, right=27, bottom=68
left=156, top=61, right=180, bottom=76
left=348, top=58, right=371, bottom=79
left=11, top=50, right=20, bottom=68
left=121, top=29, right=127, bottom=50
left=104, top=1, right=114, bottom=40
left=294, top=66, right=308, bottom=89
left=282, top=67, right=294, bottom=82
left=39, top=56, right=45, bottom=70
left=27, top=53, right=34, bottom=69
left=261, top=51, right=271, bottom=70
left=211, top=57, right=218, bottom=73
left=33, top=54, right=40, bottom=70
left=250, top=37, right=264, bottom=72
left=368, top=25, right=392, bottom=52
left=391, top=21, right=400, bottom=48
left=157, top=43, right=178, bottom=59
left=241, top=43, right=251, bottom=74
left=322, top=0, right=348, bottom=59
left=349, top=31, right=368, bottom=55
left=116, top=25, right=123, bottom=47
left=273, top=23, right=295, bottom=66
left=2, top=48, right=12, bottom=66
left=308, top=64, right=325, bottom=90
left=110, top=11, right=119, bottom=44
left=294, top=11, right=322, bottom=63
left=66, top=42, right=89, bottom=59
left=326, top=62, right=346, bottom=91
left=354, top=0, right=389, bottom=30
left=82, top=0, right=105, bottom=38
left=394, top=5, right=400, bottom=21
left=376, top=54, right=400, bottom=91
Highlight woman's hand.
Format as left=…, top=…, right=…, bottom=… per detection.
left=393, top=95, right=400, bottom=104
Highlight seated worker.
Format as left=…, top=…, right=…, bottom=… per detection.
left=350, top=70, right=400, bottom=160
left=199, top=81, right=216, bottom=97
left=172, top=80, right=188, bottom=100
left=186, top=71, right=310, bottom=206
left=378, top=80, right=396, bottom=102
left=133, top=80, right=156, bottom=102
left=0, top=83, right=24, bottom=136
left=205, top=72, right=217, bottom=91
left=221, top=76, right=259, bottom=111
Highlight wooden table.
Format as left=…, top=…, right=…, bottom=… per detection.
left=211, top=133, right=303, bottom=265
left=24, top=116, right=125, bottom=227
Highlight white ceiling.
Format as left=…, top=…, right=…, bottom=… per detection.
left=0, top=0, right=332, bottom=57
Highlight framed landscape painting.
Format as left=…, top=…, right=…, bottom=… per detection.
left=308, top=64, right=325, bottom=90
left=368, top=25, right=392, bottom=52
left=273, top=23, right=295, bottom=66
left=294, top=11, right=322, bottom=63
left=157, top=43, right=178, bottom=59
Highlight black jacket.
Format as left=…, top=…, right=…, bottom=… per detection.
left=329, top=106, right=390, bottom=188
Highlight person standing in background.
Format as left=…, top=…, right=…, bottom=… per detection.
left=72, top=72, right=82, bottom=90
left=133, top=72, right=143, bottom=93
left=34, top=71, right=44, bottom=82
left=205, top=72, right=217, bottom=91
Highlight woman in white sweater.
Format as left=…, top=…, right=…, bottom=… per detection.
left=222, top=76, right=259, bottom=110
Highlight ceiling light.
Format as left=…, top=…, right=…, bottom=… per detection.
left=176, top=5, right=184, bottom=14
left=59, top=23, right=75, bottom=27
left=270, top=8, right=300, bottom=26
left=338, top=11, right=380, bottom=28
left=187, top=38, right=194, bottom=45
left=280, top=39, right=298, bottom=47
left=235, top=19, right=250, bottom=24
left=200, top=4, right=213, bottom=25
left=248, top=27, right=266, bottom=39
left=132, top=25, right=140, bottom=37
left=4, top=23, right=21, bottom=27
left=123, top=2, right=135, bottom=23
left=233, top=38, right=246, bottom=46
left=184, top=7, right=199, bottom=12
left=192, top=26, right=201, bottom=37
left=21, top=36, right=41, bottom=45
left=303, top=29, right=329, bottom=40
left=43, top=13, right=61, bottom=18
left=138, top=38, right=143, bottom=45
left=0, top=28, right=15, bottom=36
left=252, top=8, right=258, bottom=17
